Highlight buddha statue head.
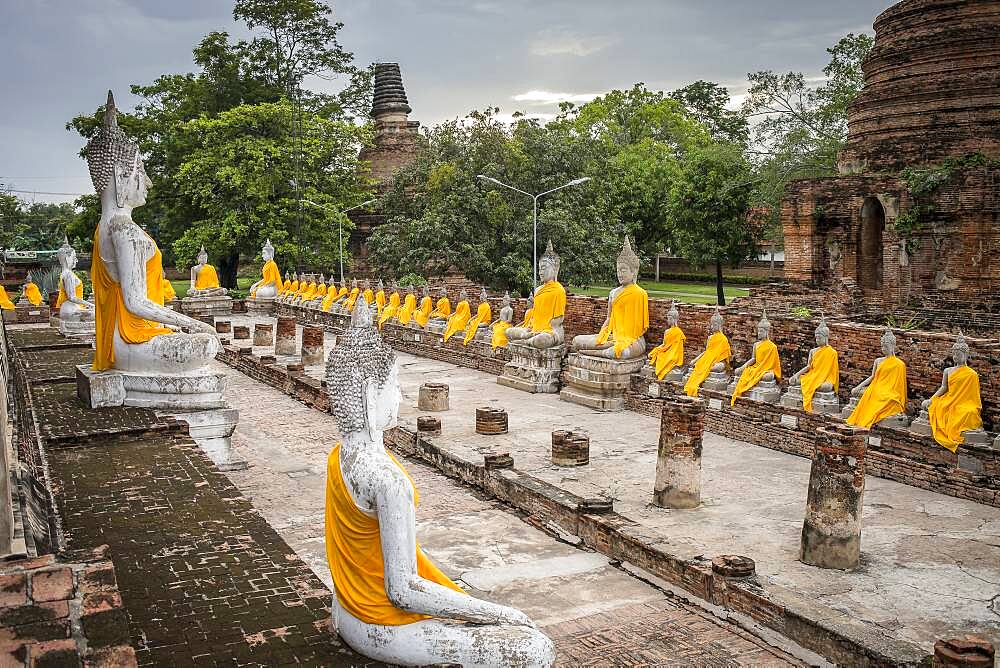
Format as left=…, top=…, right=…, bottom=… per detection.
left=459, top=289, right=468, bottom=302
left=85, top=90, right=151, bottom=210
left=197, top=245, right=208, bottom=267
left=881, top=328, right=897, bottom=356
left=500, top=291, right=513, bottom=321
left=57, top=236, right=77, bottom=271
left=815, top=317, right=830, bottom=346
left=262, top=238, right=275, bottom=262
left=422, top=285, right=430, bottom=298
left=363, top=278, right=371, bottom=289
left=539, top=240, right=561, bottom=284
left=328, top=276, right=336, bottom=287
left=952, top=331, right=970, bottom=366
left=709, top=307, right=724, bottom=334
left=526, top=295, right=535, bottom=311
left=616, top=237, right=640, bottom=286
left=318, top=273, right=326, bottom=285
left=439, top=285, right=448, bottom=298
left=352, top=278, right=358, bottom=289
left=378, top=279, right=384, bottom=292
left=326, top=297, right=399, bottom=439
left=479, top=287, right=488, bottom=303
left=667, top=301, right=679, bottom=327
left=757, top=309, right=771, bottom=341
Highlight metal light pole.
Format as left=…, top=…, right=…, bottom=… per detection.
left=477, top=175, right=591, bottom=290
left=303, top=198, right=376, bottom=283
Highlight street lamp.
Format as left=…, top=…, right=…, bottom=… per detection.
left=477, top=175, right=591, bottom=290
left=302, top=198, right=377, bottom=283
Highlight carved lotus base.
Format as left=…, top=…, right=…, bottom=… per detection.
left=244, top=296, right=275, bottom=317
left=180, top=295, right=233, bottom=318
left=559, top=353, right=646, bottom=412
left=14, top=304, right=49, bottom=324
left=727, top=376, right=781, bottom=404
left=76, top=364, right=227, bottom=410
left=780, top=384, right=841, bottom=414
left=59, top=318, right=96, bottom=339
left=498, top=343, right=566, bottom=394
left=702, top=370, right=731, bottom=392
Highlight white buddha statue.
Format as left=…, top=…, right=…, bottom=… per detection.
left=325, top=298, right=554, bottom=667
left=187, top=245, right=228, bottom=298
left=248, top=239, right=281, bottom=301
left=505, top=241, right=567, bottom=350
left=55, top=237, right=95, bottom=334
left=85, top=90, right=219, bottom=379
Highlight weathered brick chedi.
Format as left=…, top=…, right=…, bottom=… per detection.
left=780, top=0, right=1000, bottom=320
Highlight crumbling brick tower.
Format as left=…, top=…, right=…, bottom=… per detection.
left=349, top=63, right=422, bottom=275
left=781, top=0, right=1000, bottom=318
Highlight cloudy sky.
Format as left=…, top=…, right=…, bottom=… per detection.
left=1, top=0, right=895, bottom=204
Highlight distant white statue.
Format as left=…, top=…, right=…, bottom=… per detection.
left=55, top=237, right=95, bottom=330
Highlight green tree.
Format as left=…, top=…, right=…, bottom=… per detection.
left=670, top=81, right=749, bottom=146
left=667, top=142, right=755, bottom=305
left=174, top=100, right=371, bottom=285
left=0, top=190, right=29, bottom=252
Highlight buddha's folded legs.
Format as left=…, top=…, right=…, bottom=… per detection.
left=112, top=331, right=221, bottom=374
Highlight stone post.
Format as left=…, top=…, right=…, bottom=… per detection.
left=233, top=325, right=250, bottom=340
left=933, top=636, right=994, bottom=667
left=417, top=416, right=441, bottom=436
left=253, top=323, right=273, bottom=347
left=551, top=430, right=590, bottom=466
left=417, top=383, right=449, bottom=411
left=215, top=320, right=232, bottom=334
left=275, top=316, right=297, bottom=356
left=653, top=396, right=705, bottom=509
left=800, top=424, right=867, bottom=570
left=475, top=407, right=508, bottom=435
left=300, top=325, right=325, bottom=366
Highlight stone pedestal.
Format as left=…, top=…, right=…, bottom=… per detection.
left=727, top=374, right=780, bottom=404
left=417, top=416, right=441, bottom=436
left=59, top=317, right=95, bottom=339
left=559, top=353, right=646, bottom=412
left=233, top=326, right=250, bottom=340
left=417, top=383, right=449, bottom=411
left=933, top=636, right=995, bottom=667
left=253, top=323, right=273, bottom=347
left=800, top=424, right=867, bottom=570
left=475, top=407, right=508, bottom=435
left=180, top=295, right=233, bottom=319
left=244, top=296, right=274, bottom=317
left=551, top=430, right=589, bottom=466
left=702, top=366, right=730, bottom=392
left=14, top=303, right=49, bottom=324
left=162, top=407, right=246, bottom=471
left=215, top=320, right=232, bottom=335
left=425, top=321, right=446, bottom=337
left=275, top=316, right=297, bottom=356
left=300, top=325, right=325, bottom=366
left=653, top=396, right=705, bottom=509
left=780, top=384, right=841, bottom=414
left=497, top=343, right=565, bottom=394
left=76, top=365, right=227, bottom=410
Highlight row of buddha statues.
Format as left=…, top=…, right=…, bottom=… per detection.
left=647, top=305, right=986, bottom=452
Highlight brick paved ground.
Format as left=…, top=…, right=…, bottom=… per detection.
left=216, top=358, right=804, bottom=666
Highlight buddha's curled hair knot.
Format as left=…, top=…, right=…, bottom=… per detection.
left=326, top=297, right=395, bottom=434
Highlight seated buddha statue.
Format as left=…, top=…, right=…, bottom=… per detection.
left=0, top=285, right=14, bottom=311
left=18, top=273, right=43, bottom=307
left=683, top=308, right=731, bottom=397
left=55, top=237, right=94, bottom=329
left=187, top=245, right=228, bottom=298
left=378, top=286, right=401, bottom=330
left=442, top=289, right=471, bottom=343
left=844, top=329, right=908, bottom=429
left=84, top=90, right=218, bottom=377
left=293, top=276, right=317, bottom=305
left=911, top=333, right=987, bottom=449
left=571, top=237, right=648, bottom=359
left=341, top=279, right=361, bottom=314
left=324, top=299, right=554, bottom=667
left=729, top=310, right=781, bottom=405
left=309, top=274, right=330, bottom=307
left=374, top=280, right=387, bottom=317
left=783, top=317, right=840, bottom=413
left=463, top=288, right=492, bottom=345
left=426, top=286, right=451, bottom=328
left=647, top=302, right=686, bottom=382
left=518, top=295, right=535, bottom=329
left=505, top=241, right=567, bottom=350
left=413, top=286, right=433, bottom=328
left=323, top=279, right=347, bottom=312
left=279, top=272, right=292, bottom=296
left=283, top=273, right=300, bottom=303
left=248, top=239, right=281, bottom=301
left=491, top=292, right=514, bottom=349
left=396, top=289, right=417, bottom=326
left=161, top=276, right=177, bottom=302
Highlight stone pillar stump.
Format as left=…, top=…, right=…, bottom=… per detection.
left=417, top=416, right=441, bottom=436
left=933, top=636, right=994, bottom=667
left=215, top=320, right=232, bottom=334
left=476, top=407, right=508, bottom=435
left=253, top=323, right=273, bottom=347
left=300, top=325, right=325, bottom=366
left=233, top=325, right=250, bottom=340
left=800, top=424, right=867, bottom=570
left=275, top=316, right=297, bottom=356
left=417, top=383, right=449, bottom=411
left=653, top=395, right=706, bottom=509
left=551, top=430, right=590, bottom=466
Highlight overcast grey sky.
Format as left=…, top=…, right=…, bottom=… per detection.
left=1, top=0, right=895, bottom=204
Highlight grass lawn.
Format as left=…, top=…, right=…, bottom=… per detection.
left=569, top=280, right=749, bottom=304
left=170, top=276, right=255, bottom=298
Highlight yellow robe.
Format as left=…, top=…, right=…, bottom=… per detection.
left=463, top=302, right=492, bottom=345
left=91, top=229, right=171, bottom=371
left=731, top=339, right=782, bottom=405
left=378, top=293, right=401, bottom=330
left=0, top=286, right=14, bottom=310
left=846, top=356, right=907, bottom=429
left=375, top=290, right=387, bottom=317
left=286, top=280, right=300, bottom=298
left=323, top=286, right=348, bottom=312
left=528, top=281, right=566, bottom=333
left=684, top=331, right=731, bottom=397
left=279, top=279, right=291, bottom=295
left=397, top=294, right=417, bottom=326
left=344, top=288, right=360, bottom=313
left=518, top=308, right=534, bottom=329
left=24, top=282, right=43, bottom=306
left=312, top=283, right=328, bottom=303
left=161, top=277, right=176, bottom=302
left=596, top=283, right=649, bottom=358
left=363, top=289, right=374, bottom=307
left=928, top=366, right=982, bottom=452
left=251, top=260, right=282, bottom=298
left=56, top=276, right=84, bottom=308
left=194, top=264, right=220, bottom=290
left=429, top=297, right=451, bottom=321
left=299, top=282, right=317, bottom=302
left=443, top=301, right=471, bottom=342
left=491, top=321, right=511, bottom=349
left=800, top=346, right=839, bottom=412
left=413, top=297, right=433, bottom=327
left=649, top=326, right=685, bottom=381
left=325, top=445, right=464, bottom=626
